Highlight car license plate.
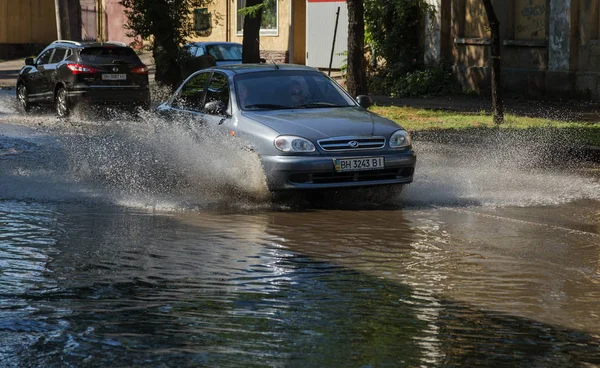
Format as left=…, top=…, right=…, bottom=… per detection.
left=334, top=157, right=384, bottom=172
left=102, top=74, right=126, bottom=81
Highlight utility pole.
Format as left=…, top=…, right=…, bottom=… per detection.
left=54, top=0, right=72, bottom=40
left=54, top=0, right=62, bottom=39
left=481, top=0, right=504, bottom=125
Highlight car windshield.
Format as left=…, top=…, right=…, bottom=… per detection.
left=80, top=47, right=142, bottom=64
left=235, top=70, right=356, bottom=110
left=205, top=44, right=242, bottom=61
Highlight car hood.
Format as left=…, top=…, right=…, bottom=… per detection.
left=240, top=107, right=399, bottom=139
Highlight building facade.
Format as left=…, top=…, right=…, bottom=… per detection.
left=424, top=0, right=600, bottom=101
left=0, top=0, right=58, bottom=59
left=191, top=0, right=348, bottom=68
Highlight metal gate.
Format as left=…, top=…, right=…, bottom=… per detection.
left=305, top=0, right=348, bottom=69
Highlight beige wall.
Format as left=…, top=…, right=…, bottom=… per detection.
left=0, top=0, right=57, bottom=44
left=190, top=0, right=292, bottom=52
left=464, top=0, right=490, bottom=38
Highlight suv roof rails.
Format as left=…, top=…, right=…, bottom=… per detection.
left=105, top=41, right=127, bottom=47
left=53, top=40, right=82, bottom=46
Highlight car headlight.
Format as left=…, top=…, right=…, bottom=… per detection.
left=389, top=130, right=411, bottom=149
left=274, top=135, right=316, bottom=152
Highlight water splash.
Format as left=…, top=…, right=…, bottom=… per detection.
left=61, top=110, right=270, bottom=204
left=404, top=135, right=600, bottom=207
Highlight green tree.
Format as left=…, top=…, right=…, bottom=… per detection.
left=239, top=0, right=263, bottom=63
left=346, top=0, right=368, bottom=97
left=120, top=0, right=212, bottom=89
left=364, top=0, right=431, bottom=77
left=237, top=0, right=276, bottom=63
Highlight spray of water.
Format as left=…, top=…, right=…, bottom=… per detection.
left=61, top=110, right=270, bottom=205
left=405, top=131, right=600, bottom=207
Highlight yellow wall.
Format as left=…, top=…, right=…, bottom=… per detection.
left=0, top=0, right=57, bottom=43
left=190, top=0, right=291, bottom=51
left=464, top=0, right=490, bottom=38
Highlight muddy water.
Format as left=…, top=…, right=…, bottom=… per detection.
left=1, top=91, right=599, bottom=367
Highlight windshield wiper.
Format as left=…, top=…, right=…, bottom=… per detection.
left=297, top=102, right=348, bottom=108
left=244, top=103, right=290, bottom=110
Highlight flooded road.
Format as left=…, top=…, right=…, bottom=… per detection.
left=1, top=90, right=599, bottom=367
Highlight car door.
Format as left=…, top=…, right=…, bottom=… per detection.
left=202, top=72, right=232, bottom=127
left=164, top=71, right=211, bottom=122
left=29, top=48, right=54, bottom=100
left=41, top=47, right=67, bottom=101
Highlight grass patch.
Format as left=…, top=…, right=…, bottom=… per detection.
left=370, top=105, right=600, bottom=147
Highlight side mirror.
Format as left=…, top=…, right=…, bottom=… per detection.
left=204, top=100, right=227, bottom=115
left=356, top=95, right=372, bottom=109
left=25, top=57, right=34, bottom=66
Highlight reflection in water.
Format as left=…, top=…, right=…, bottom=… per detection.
left=1, top=202, right=599, bottom=367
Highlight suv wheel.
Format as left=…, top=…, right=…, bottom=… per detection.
left=17, top=84, right=30, bottom=113
left=56, top=87, right=70, bottom=118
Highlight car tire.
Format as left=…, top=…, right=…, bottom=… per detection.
left=16, top=84, right=31, bottom=113
left=55, top=87, right=71, bottom=118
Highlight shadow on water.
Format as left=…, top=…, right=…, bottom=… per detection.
left=1, top=202, right=599, bottom=367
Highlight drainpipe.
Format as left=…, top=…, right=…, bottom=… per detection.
left=226, top=0, right=230, bottom=42
left=54, top=0, right=62, bottom=39
left=97, top=0, right=104, bottom=42
left=289, top=0, right=293, bottom=63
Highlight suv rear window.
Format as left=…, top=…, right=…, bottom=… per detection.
left=80, top=47, right=142, bottom=64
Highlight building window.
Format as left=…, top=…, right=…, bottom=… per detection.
left=464, top=0, right=490, bottom=38
left=194, top=8, right=212, bottom=37
left=236, top=0, right=278, bottom=36
left=514, top=0, right=546, bottom=40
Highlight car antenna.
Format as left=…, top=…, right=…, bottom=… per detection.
left=257, top=38, right=278, bottom=69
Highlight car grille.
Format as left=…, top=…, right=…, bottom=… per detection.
left=317, top=136, right=386, bottom=151
left=289, top=168, right=414, bottom=185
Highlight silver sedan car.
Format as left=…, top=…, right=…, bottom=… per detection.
left=157, top=64, right=416, bottom=191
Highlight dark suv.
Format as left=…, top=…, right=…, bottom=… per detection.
left=16, top=40, right=150, bottom=117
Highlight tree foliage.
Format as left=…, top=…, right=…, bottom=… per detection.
left=365, top=0, right=432, bottom=72
left=364, top=0, right=436, bottom=95
left=120, top=0, right=213, bottom=88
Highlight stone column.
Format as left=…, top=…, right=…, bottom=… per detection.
left=424, top=0, right=442, bottom=65
left=546, top=0, right=576, bottom=96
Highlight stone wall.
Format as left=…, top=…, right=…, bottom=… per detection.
left=439, top=0, right=600, bottom=101
left=260, top=50, right=289, bottom=64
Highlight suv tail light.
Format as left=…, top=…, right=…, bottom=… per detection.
left=132, top=65, right=149, bottom=74
left=67, top=63, right=98, bottom=74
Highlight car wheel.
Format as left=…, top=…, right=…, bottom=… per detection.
left=17, top=84, right=31, bottom=113
left=55, top=87, right=70, bottom=118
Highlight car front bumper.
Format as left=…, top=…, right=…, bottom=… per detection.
left=260, top=150, right=417, bottom=191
